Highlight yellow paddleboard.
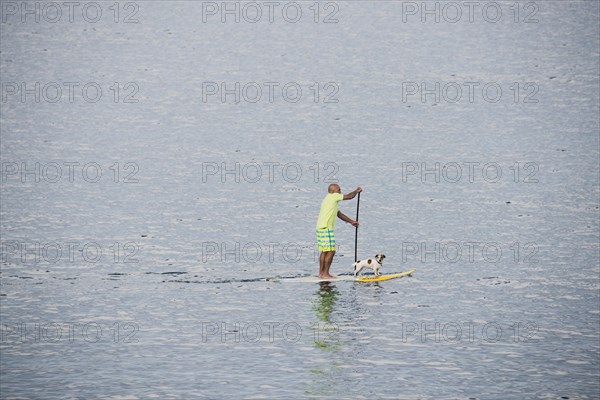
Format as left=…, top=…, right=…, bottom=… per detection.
left=282, top=269, right=416, bottom=283
left=356, top=269, right=416, bottom=282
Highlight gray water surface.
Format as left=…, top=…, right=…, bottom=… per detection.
left=1, top=1, right=599, bottom=399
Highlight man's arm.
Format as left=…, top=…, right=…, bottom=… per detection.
left=337, top=211, right=359, bottom=227
left=343, top=187, right=362, bottom=200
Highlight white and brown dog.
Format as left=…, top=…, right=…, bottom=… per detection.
left=353, top=254, right=386, bottom=276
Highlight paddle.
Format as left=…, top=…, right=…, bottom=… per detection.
left=354, top=191, right=360, bottom=262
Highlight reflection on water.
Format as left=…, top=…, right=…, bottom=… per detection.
left=312, top=282, right=342, bottom=352
left=314, top=282, right=339, bottom=323
left=306, top=282, right=343, bottom=398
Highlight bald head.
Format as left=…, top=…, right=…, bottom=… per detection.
left=328, top=184, right=341, bottom=193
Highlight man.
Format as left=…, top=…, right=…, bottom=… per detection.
left=316, top=184, right=362, bottom=279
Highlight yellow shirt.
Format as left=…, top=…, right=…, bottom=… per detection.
left=316, top=193, right=344, bottom=230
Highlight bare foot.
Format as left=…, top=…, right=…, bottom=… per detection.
left=318, top=274, right=337, bottom=279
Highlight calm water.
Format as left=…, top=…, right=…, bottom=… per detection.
left=1, top=1, right=599, bottom=399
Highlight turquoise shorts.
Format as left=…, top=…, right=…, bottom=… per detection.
left=316, top=229, right=336, bottom=252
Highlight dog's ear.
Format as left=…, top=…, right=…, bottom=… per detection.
left=382, top=254, right=386, bottom=258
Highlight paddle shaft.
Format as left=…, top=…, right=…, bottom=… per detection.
left=354, top=192, right=360, bottom=262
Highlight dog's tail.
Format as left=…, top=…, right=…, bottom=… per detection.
left=352, top=261, right=359, bottom=272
